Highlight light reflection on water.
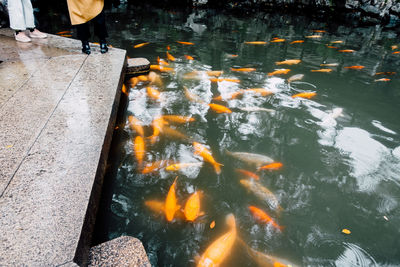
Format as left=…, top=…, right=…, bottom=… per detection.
left=92, top=5, right=400, bottom=267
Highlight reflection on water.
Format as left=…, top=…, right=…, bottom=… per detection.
left=87, top=4, right=400, bottom=266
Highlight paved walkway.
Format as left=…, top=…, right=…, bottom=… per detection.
left=0, top=28, right=126, bottom=266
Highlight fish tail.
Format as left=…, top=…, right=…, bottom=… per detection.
left=213, top=162, right=223, bottom=174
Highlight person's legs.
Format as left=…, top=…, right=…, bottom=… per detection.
left=21, top=0, right=35, bottom=29
left=8, top=0, right=31, bottom=42
left=93, top=11, right=108, bottom=53
left=76, top=22, right=91, bottom=54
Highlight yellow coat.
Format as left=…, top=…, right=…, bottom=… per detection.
left=66, top=0, right=104, bottom=25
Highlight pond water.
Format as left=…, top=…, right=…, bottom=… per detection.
left=40, top=3, right=400, bottom=266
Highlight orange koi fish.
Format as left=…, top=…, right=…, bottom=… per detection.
left=270, top=38, right=285, bottom=43
left=290, top=40, right=304, bottom=44
left=184, top=55, right=194, bottom=60
left=331, top=40, right=344, bottom=44
left=292, top=92, right=317, bottom=99
left=142, top=160, right=172, bottom=174
left=177, top=41, right=195, bottom=45
left=258, top=162, right=283, bottom=171
left=275, top=59, right=301, bottom=65
left=344, top=65, right=365, bottom=70
left=121, top=84, right=129, bottom=96
left=268, top=69, right=291, bottom=76
left=235, top=169, right=260, bottom=180
left=209, top=78, right=240, bottom=83
left=197, top=214, right=236, bottom=267
left=60, top=34, right=72, bottom=37
left=162, top=126, right=191, bottom=143
left=137, top=75, right=149, bottom=82
left=149, top=65, right=174, bottom=72
left=339, top=49, right=355, bottom=53
left=56, top=30, right=71, bottom=35
left=165, top=177, right=180, bottom=222
left=391, top=45, right=398, bottom=50
left=134, top=136, right=145, bottom=168
left=374, top=78, right=391, bottom=82
left=133, top=42, right=150, bottom=48
left=148, top=116, right=166, bottom=144
left=245, top=88, right=274, bottom=96
left=184, top=191, right=204, bottom=221
left=248, top=206, right=283, bottom=230
left=92, top=42, right=100, bottom=45
left=207, top=70, right=224, bottom=77
left=145, top=200, right=165, bottom=214
left=128, top=115, right=144, bottom=136
left=311, top=68, right=332, bottom=73
left=167, top=45, right=171, bottom=50
left=392, top=51, right=400, bottom=54
left=184, top=86, right=205, bottom=104
left=129, top=77, right=139, bottom=88
left=227, top=54, right=239, bottom=58
left=210, top=220, right=216, bottom=229
left=146, top=86, right=161, bottom=100
left=240, top=179, right=282, bottom=211
left=244, top=41, right=267, bottom=45
left=157, top=56, right=170, bottom=66
left=213, top=90, right=244, bottom=101
left=305, top=35, right=322, bottom=38
left=326, top=45, right=338, bottom=49
left=166, top=162, right=202, bottom=171
left=208, top=103, right=232, bottom=114
left=162, top=115, right=195, bottom=124
left=193, top=142, right=223, bottom=174
left=375, top=71, right=396, bottom=75
left=320, top=63, right=339, bottom=67
left=231, top=67, right=256, bottom=72
left=313, top=30, right=326, bottom=33
left=166, top=51, right=176, bottom=61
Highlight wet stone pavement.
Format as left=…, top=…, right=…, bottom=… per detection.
left=0, top=28, right=126, bottom=265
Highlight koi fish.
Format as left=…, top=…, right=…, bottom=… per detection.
left=150, top=65, right=174, bottom=72
left=185, top=55, right=194, bottom=60
left=137, top=75, right=148, bottom=82
left=133, top=42, right=150, bottom=48
left=326, top=45, right=338, bottom=49
left=344, top=65, right=365, bottom=70
left=291, top=92, right=317, bottom=99
left=121, top=84, right=129, bottom=96
left=391, top=45, right=398, bottom=50
left=165, top=177, right=180, bottom=222
left=268, top=69, right=291, bottom=76
left=166, top=51, right=176, bottom=61
left=197, top=214, right=236, bottom=267
left=157, top=56, right=170, bottom=66
left=339, top=49, right=355, bottom=53
left=244, top=41, right=267, bottom=45
left=275, top=59, right=301, bottom=65
left=166, top=45, right=171, bottom=50
left=248, top=206, right=283, bottom=230
left=209, top=78, right=241, bottom=83
left=225, top=150, right=274, bottom=168
left=60, top=34, right=72, bottom=37
left=145, top=200, right=165, bottom=214
left=134, top=136, right=145, bottom=168
left=240, top=179, right=282, bottom=211
left=305, top=35, right=322, bottom=38
left=128, top=115, right=144, bottom=137
left=231, top=67, right=256, bottom=72
left=184, top=86, right=205, bottom=104
left=236, top=169, right=260, bottom=180
left=129, top=77, right=139, bottom=88
left=320, top=63, right=339, bottom=67
left=311, top=68, right=332, bottom=73
left=213, top=90, right=244, bottom=101
left=374, top=78, right=390, bottom=82
left=142, top=160, right=172, bottom=174
left=162, top=115, right=195, bottom=123
left=290, top=40, right=304, bottom=44
left=258, top=162, right=283, bottom=171
left=165, top=162, right=203, bottom=171
left=210, top=220, right=216, bottom=229
left=313, top=30, right=326, bottom=33
left=331, top=40, right=344, bottom=44
left=56, top=30, right=71, bottom=35
left=146, top=86, right=161, bottom=100
left=245, top=88, right=274, bottom=96
left=227, top=54, right=239, bottom=58
left=270, top=38, right=285, bottom=43
left=184, top=191, right=204, bottom=221
left=238, top=107, right=275, bottom=113
left=287, top=74, right=304, bottom=83
left=207, top=70, right=224, bottom=77
left=161, top=126, right=191, bottom=143
left=148, top=71, right=163, bottom=87
left=208, top=103, right=232, bottom=114
left=375, top=72, right=396, bottom=75
left=238, top=239, right=298, bottom=267
left=177, top=41, right=195, bottom=45
left=148, top=116, right=166, bottom=144
left=193, top=142, right=223, bottom=174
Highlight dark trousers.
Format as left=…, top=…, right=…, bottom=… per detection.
left=76, top=11, right=108, bottom=42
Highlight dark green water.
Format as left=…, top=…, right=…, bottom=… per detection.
left=69, top=5, right=400, bottom=267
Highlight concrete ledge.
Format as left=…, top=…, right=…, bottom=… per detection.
left=0, top=29, right=126, bottom=265
left=89, top=236, right=151, bottom=267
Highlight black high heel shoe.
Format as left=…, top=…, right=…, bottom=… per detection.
left=100, top=40, right=108, bottom=54
left=81, top=41, right=91, bottom=55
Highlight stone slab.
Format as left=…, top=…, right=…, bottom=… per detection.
left=0, top=29, right=127, bottom=265
left=89, top=236, right=151, bottom=267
